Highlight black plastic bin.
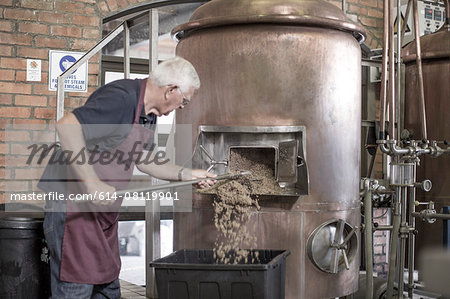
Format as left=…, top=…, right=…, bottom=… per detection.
left=150, top=249, right=290, bottom=299
left=0, top=217, right=51, bottom=299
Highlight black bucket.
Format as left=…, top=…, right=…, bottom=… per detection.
left=0, top=217, right=51, bottom=299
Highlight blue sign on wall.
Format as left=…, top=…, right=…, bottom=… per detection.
left=49, top=50, right=88, bottom=92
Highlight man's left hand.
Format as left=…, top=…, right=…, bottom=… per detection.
left=190, top=169, right=217, bottom=189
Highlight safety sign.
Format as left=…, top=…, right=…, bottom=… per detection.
left=49, top=50, right=88, bottom=92
left=27, top=59, right=41, bottom=82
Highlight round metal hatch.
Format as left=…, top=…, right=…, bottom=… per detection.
left=172, top=0, right=366, bottom=42
left=307, top=219, right=358, bottom=274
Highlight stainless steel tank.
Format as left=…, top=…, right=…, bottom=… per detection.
left=172, top=0, right=366, bottom=298
left=403, top=24, right=450, bottom=262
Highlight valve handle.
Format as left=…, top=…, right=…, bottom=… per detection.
left=330, top=220, right=345, bottom=273
left=330, top=221, right=357, bottom=273
left=342, top=249, right=350, bottom=270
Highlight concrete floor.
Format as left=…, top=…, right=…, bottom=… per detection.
left=119, top=279, right=444, bottom=299
left=120, top=280, right=147, bottom=299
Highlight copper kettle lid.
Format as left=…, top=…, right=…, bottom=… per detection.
left=402, top=25, right=450, bottom=62
left=172, top=0, right=366, bottom=43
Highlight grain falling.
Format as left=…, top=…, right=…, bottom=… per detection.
left=206, top=148, right=283, bottom=264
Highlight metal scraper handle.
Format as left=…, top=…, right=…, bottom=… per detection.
left=115, top=171, right=250, bottom=196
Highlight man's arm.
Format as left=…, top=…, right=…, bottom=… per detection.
left=57, top=112, right=116, bottom=201
left=136, top=149, right=216, bottom=188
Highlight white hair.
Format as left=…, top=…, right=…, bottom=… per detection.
left=149, top=56, right=200, bottom=93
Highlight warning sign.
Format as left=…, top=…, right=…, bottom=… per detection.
left=49, top=50, right=88, bottom=92
left=394, top=12, right=411, bottom=34
left=393, top=5, right=413, bottom=36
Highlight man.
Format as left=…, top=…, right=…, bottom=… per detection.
left=41, top=56, right=216, bottom=298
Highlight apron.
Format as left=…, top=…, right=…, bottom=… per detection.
left=60, top=79, right=153, bottom=284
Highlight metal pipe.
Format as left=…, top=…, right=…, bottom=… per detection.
left=396, top=0, right=402, bottom=140
left=390, top=142, right=413, bottom=155
left=398, top=186, right=408, bottom=298
left=412, top=211, right=450, bottom=220
left=379, top=0, right=390, bottom=140
left=149, top=9, right=158, bottom=71
left=364, top=180, right=374, bottom=299
left=412, top=0, right=428, bottom=140
left=407, top=163, right=417, bottom=298
left=123, top=21, right=130, bottom=79
left=379, top=140, right=447, bottom=156
left=342, top=0, right=346, bottom=14
left=379, top=141, right=391, bottom=154
left=146, top=9, right=160, bottom=299
left=389, top=142, right=435, bottom=156
left=386, top=187, right=401, bottom=298
left=389, top=0, right=396, bottom=140
left=375, top=225, right=393, bottom=230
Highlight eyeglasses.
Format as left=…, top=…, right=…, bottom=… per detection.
left=178, top=88, right=191, bottom=106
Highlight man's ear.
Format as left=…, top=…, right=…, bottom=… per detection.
left=163, top=85, right=174, bottom=101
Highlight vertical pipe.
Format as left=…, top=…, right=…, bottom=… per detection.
left=389, top=0, right=396, bottom=140
left=399, top=63, right=406, bottom=143
left=396, top=0, right=402, bottom=140
left=407, top=164, right=417, bottom=298
left=149, top=9, right=158, bottom=71
left=56, top=76, right=65, bottom=141
left=387, top=187, right=401, bottom=298
left=146, top=9, right=159, bottom=299
left=364, top=182, right=374, bottom=299
left=398, top=186, right=408, bottom=298
left=123, top=21, right=130, bottom=79
left=379, top=0, right=390, bottom=140
left=412, top=0, right=428, bottom=140
left=342, top=0, right=346, bottom=14
left=56, top=77, right=65, bottom=122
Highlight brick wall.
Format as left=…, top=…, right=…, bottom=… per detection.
left=0, top=0, right=99, bottom=204
left=373, top=208, right=390, bottom=276
left=328, top=0, right=384, bottom=49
